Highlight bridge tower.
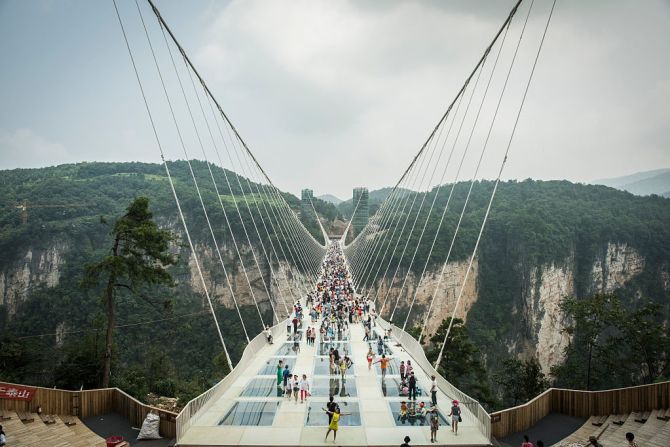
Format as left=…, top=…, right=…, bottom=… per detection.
left=352, top=187, right=369, bottom=235
left=300, top=188, right=313, bottom=218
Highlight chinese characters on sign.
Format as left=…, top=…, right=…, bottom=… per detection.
left=0, top=384, right=36, bottom=401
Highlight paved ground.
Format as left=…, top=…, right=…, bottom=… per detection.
left=500, top=412, right=586, bottom=447
left=84, top=412, right=175, bottom=446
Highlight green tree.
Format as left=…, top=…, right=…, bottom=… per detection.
left=494, top=357, right=548, bottom=407
left=83, top=197, right=177, bottom=387
left=551, top=294, right=624, bottom=390
left=425, top=318, right=497, bottom=409
left=620, top=303, right=670, bottom=384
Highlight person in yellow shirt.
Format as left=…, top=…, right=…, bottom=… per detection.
left=323, top=407, right=351, bottom=442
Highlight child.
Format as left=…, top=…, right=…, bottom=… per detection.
left=430, top=407, right=439, bottom=443
left=366, top=347, right=374, bottom=370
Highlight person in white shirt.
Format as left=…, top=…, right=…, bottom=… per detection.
left=299, top=374, right=310, bottom=403
left=430, top=375, right=438, bottom=406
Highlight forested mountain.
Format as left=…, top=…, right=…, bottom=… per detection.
left=0, top=161, right=317, bottom=404
left=1, top=163, right=669, bottom=411
left=356, top=180, right=670, bottom=404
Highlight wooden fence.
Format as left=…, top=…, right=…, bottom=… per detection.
left=490, top=381, right=670, bottom=439
left=0, top=381, right=177, bottom=438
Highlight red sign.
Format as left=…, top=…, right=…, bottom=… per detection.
left=0, top=384, right=36, bottom=401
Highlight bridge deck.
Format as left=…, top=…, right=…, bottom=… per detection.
left=179, top=316, right=490, bottom=446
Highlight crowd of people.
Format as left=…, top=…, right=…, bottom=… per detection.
left=266, top=242, right=453, bottom=443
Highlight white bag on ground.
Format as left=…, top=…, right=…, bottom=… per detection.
left=137, top=412, right=162, bottom=440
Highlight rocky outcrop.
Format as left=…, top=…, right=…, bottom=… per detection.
left=525, top=243, right=643, bottom=374
left=372, top=259, right=478, bottom=338
left=0, top=242, right=67, bottom=315
left=188, top=243, right=309, bottom=319
left=591, top=243, right=644, bottom=294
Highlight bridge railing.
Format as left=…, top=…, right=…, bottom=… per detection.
left=376, top=317, right=492, bottom=441
left=175, top=322, right=285, bottom=442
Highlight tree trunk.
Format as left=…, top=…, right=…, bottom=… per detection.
left=102, top=236, right=120, bottom=388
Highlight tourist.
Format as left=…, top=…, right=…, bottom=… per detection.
left=323, top=407, right=351, bottom=442
left=299, top=374, right=310, bottom=403
left=449, top=399, right=461, bottom=434
left=406, top=360, right=413, bottom=376
left=282, top=364, right=291, bottom=395
left=265, top=325, right=273, bottom=344
left=521, top=435, right=533, bottom=447
left=418, top=401, right=428, bottom=419
left=292, top=315, right=299, bottom=334
left=625, top=432, right=638, bottom=447
left=587, top=436, right=602, bottom=447
left=293, top=332, right=301, bottom=353
left=537, top=441, right=544, bottom=447
left=430, top=407, right=439, bottom=443
left=400, top=360, right=406, bottom=380
left=430, top=375, right=438, bottom=406
left=377, top=337, right=384, bottom=355
left=326, top=395, right=339, bottom=423
left=286, top=315, right=292, bottom=335
left=399, top=401, right=408, bottom=419
left=363, top=325, right=370, bottom=341
left=408, top=372, right=417, bottom=400
left=292, top=374, right=300, bottom=402
left=339, top=358, right=347, bottom=379
left=374, top=354, right=390, bottom=379
left=400, top=435, right=411, bottom=447
left=276, top=360, right=283, bottom=386
left=0, top=425, right=6, bottom=447
left=367, top=346, right=374, bottom=370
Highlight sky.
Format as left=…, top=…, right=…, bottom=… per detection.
left=1, top=0, right=669, bottom=199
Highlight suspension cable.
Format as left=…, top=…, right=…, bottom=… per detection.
left=112, top=0, right=232, bottom=369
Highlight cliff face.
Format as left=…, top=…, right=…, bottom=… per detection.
left=0, top=237, right=656, bottom=375
left=188, top=243, right=308, bottom=318
left=0, top=242, right=67, bottom=315
left=371, top=242, right=648, bottom=374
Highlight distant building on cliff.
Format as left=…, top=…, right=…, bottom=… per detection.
left=301, top=189, right=313, bottom=218
left=352, top=187, right=369, bottom=234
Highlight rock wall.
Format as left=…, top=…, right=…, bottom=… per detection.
left=0, top=242, right=66, bottom=315
left=188, top=243, right=309, bottom=320
left=525, top=242, right=643, bottom=374
left=368, top=242, right=645, bottom=374
left=372, top=259, right=478, bottom=339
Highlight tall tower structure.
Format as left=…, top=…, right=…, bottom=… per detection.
left=301, top=189, right=313, bottom=217
left=352, top=187, right=369, bottom=234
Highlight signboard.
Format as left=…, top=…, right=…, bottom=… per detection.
left=0, top=384, right=36, bottom=401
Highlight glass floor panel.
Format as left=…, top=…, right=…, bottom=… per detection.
left=305, top=400, right=361, bottom=426
left=377, top=376, right=425, bottom=398
left=258, top=357, right=296, bottom=375
left=311, top=376, right=357, bottom=397
left=313, top=357, right=355, bottom=376
left=388, top=401, right=450, bottom=427
left=318, top=331, right=350, bottom=342
left=219, top=401, right=280, bottom=426
left=317, top=341, right=352, bottom=356
left=240, top=377, right=284, bottom=397
left=274, top=343, right=300, bottom=356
